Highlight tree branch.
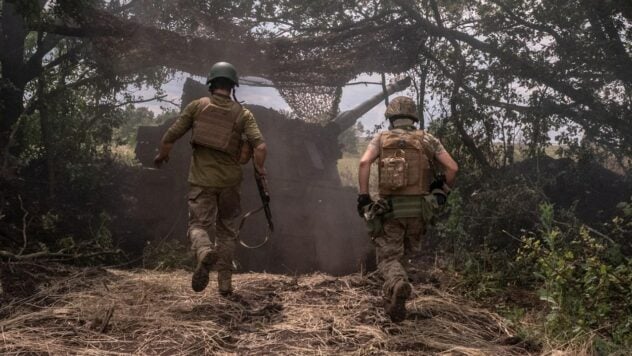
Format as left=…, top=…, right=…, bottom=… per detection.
left=24, top=33, right=62, bottom=82
left=110, top=95, right=168, bottom=109
left=429, top=0, right=491, bottom=172
left=395, top=0, right=632, bottom=146
left=394, top=0, right=624, bottom=123
left=490, top=0, right=566, bottom=45
left=0, top=249, right=122, bottom=261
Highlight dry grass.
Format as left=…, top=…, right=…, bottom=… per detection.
left=0, top=266, right=533, bottom=355
left=337, top=153, right=379, bottom=196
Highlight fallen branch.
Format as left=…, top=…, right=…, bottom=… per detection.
left=17, top=195, right=29, bottom=256
left=0, top=249, right=122, bottom=261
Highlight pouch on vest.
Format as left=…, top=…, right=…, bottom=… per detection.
left=378, top=130, right=432, bottom=196
left=191, top=99, right=243, bottom=158
left=379, top=149, right=407, bottom=190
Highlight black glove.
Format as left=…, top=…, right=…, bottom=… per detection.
left=430, top=175, right=449, bottom=206
left=357, top=194, right=373, bottom=217
left=429, top=177, right=446, bottom=191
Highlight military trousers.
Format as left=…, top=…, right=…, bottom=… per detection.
left=373, top=217, right=425, bottom=299
left=187, top=184, right=241, bottom=291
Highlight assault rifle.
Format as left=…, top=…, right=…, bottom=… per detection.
left=254, top=168, right=274, bottom=232
left=238, top=163, right=273, bottom=249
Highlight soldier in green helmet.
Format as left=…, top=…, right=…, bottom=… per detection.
left=357, top=96, right=458, bottom=322
left=154, top=62, right=267, bottom=296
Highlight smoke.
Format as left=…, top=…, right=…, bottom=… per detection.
left=133, top=80, right=372, bottom=275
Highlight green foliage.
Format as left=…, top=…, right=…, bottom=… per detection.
left=430, top=174, right=542, bottom=263
left=113, top=106, right=156, bottom=146
left=517, top=202, right=632, bottom=346
left=113, top=106, right=174, bottom=146
left=92, top=212, right=114, bottom=249
left=433, top=188, right=525, bottom=299
left=429, top=167, right=632, bottom=349
left=434, top=189, right=468, bottom=257
left=41, top=211, right=60, bottom=231
left=142, top=239, right=193, bottom=270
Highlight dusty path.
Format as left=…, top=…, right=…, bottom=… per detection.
left=1, top=267, right=530, bottom=355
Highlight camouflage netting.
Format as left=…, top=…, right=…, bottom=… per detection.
left=277, top=84, right=343, bottom=123
left=267, top=26, right=417, bottom=123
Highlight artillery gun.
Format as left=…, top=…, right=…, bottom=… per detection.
left=135, top=77, right=411, bottom=274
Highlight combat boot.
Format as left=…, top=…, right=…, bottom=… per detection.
left=217, top=270, right=233, bottom=297
left=191, top=249, right=217, bottom=292
left=385, top=280, right=412, bottom=322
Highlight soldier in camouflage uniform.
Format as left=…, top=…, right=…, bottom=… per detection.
left=154, top=62, right=267, bottom=296
left=357, top=96, right=458, bottom=322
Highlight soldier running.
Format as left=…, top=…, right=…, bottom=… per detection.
left=357, top=96, right=458, bottom=322
left=154, top=62, right=267, bottom=296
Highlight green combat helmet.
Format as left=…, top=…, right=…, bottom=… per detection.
left=206, top=61, right=239, bottom=87
left=385, top=96, right=418, bottom=121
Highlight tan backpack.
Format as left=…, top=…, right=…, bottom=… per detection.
left=378, top=129, right=433, bottom=196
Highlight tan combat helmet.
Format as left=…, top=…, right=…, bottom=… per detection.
left=384, top=96, right=419, bottom=121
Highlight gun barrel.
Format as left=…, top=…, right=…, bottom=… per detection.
left=332, top=77, right=411, bottom=132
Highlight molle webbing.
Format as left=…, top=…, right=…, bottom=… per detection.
left=385, top=196, right=424, bottom=219
left=191, top=98, right=243, bottom=156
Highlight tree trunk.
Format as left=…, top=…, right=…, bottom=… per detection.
left=37, top=75, right=56, bottom=200
left=416, top=60, right=429, bottom=129
left=0, top=2, right=28, bottom=155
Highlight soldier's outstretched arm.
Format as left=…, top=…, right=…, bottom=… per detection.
left=253, top=142, right=267, bottom=176
left=435, top=151, right=459, bottom=187
left=358, top=144, right=379, bottom=194
left=153, top=101, right=198, bottom=167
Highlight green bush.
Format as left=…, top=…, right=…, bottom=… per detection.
left=429, top=181, right=541, bottom=299
left=518, top=202, right=632, bottom=346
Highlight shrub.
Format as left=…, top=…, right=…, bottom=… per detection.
left=518, top=202, right=632, bottom=347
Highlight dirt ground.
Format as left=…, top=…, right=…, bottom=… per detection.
left=0, top=264, right=535, bottom=355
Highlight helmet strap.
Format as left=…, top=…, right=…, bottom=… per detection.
left=232, top=88, right=244, bottom=104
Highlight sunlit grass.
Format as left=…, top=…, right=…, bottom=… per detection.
left=337, top=151, right=379, bottom=196
left=110, top=144, right=139, bottom=166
